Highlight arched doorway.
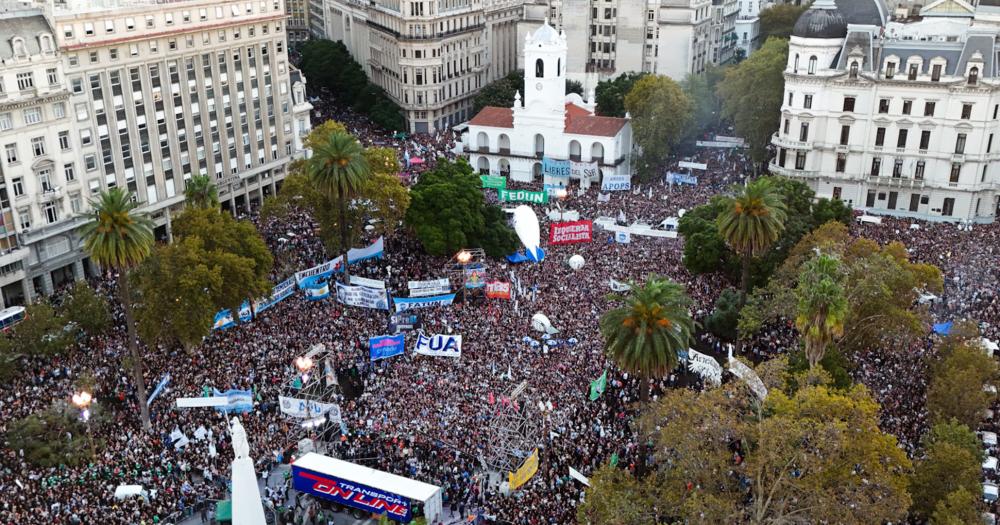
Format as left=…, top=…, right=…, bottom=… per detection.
left=569, top=140, right=582, bottom=161
left=477, top=156, right=490, bottom=174
left=534, top=134, right=545, bottom=158
left=590, top=142, right=604, bottom=163
left=477, top=132, right=489, bottom=152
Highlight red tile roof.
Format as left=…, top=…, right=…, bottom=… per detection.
left=468, top=107, right=514, bottom=128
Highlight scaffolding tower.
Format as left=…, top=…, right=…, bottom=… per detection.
left=483, top=381, right=542, bottom=473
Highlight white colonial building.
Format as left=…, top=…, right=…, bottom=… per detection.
left=771, top=0, right=1000, bottom=222
left=464, top=21, right=631, bottom=185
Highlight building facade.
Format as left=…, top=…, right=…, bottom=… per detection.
left=771, top=0, right=1000, bottom=223
left=0, top=0, right=311, bottom=305
left=518, top=0, right=716, bottom=88
left=735, top=0, right=761, bottom=59
left=287, top=0, right=311, bottom=43
left=317, top=0, right=521, bottom=133
left=464, top=22, right=631, bottom=186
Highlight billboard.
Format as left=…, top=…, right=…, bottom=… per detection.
left=485, top=281, right=511, bottom=299
left=370, top=334, right=405, bottom=361
left=407, top=278, right=451, bottom=298
left=549, top=220, right=593, bottom=245
left=292, top=466, right=412, bottom=522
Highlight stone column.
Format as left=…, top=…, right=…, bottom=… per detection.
left=165, top=206, right=173, bottom=244
left=21, top=278, right=34, bottom=305
left=73, top=260, right=85, bottom=281
left=40, top=272, right=54, bottom=296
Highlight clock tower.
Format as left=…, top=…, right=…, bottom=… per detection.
left=514, top=19, right=567, bottom=126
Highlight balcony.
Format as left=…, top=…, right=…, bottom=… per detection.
left=772, top=133, right=812, bottom=150
left=867, top=175, right=925, bottom=189
left=768, top=162, right=818, bottom=178
left=37, top=186, right=62, bottom=202
left=0, top=246, right=29, bottom=269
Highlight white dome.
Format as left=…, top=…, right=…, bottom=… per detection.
left=530, top=20, right=562, bottom=45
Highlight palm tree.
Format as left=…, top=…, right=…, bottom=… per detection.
left=794, top=254, right=848, bottom=369
left=183, top=174, right=220, bottom=210
left=305, top=130, right=371, bottom=283
left=600, top=276, right=695, bottom=403
left=716, top=178, right=788, bottom=307
left=79, top=188, right=155, bottom=431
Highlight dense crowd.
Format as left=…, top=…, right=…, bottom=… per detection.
left=1, top=91, right=999, bottom=524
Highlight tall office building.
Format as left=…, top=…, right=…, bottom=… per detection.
left=316, top=0, right=522, bottom=133
left=287, top=0, right=311, bottom=43
left=0, top=0, right=312, bottom=305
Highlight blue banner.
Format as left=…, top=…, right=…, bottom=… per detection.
left=253, top=278, right=296, bottom=315
left=542, top=157, right=571, bottom=178
left=212, top=388, right=254, bottom=413
left=393, top=293, right=456, bottom=313
left=336, top=282, right=390, bottom=310
left=666, top=172, right=698, bottom=185
left=291, top=465, right=411, bottom=522
left=212, top=300, right=253, bottom=330
left=146, top=373, right=171, bottom=407
left=305, top=280, right=331, bottom=301
left=370, top=334, right=405, bottom=361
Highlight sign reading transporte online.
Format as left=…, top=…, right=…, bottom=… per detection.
left=549, top=220, right=593, bottom=245
left=292, top=466, right=412, bottom=522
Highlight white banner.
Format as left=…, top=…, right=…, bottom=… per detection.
left=601, top=173, right=631, bottom=192
left=176, top=397, right=228, bottom=408
left=346, top=236, right=384, bottom=263
left=568, top=467, right=591, bottom=487
left=609, top=279, right=631, bottom=292
left=414, top=333, right=462, bottom=358
left=294, top=256, right=342, bottom=284
left=615, top=231, right=631, bottom=244
left=727, top=347, right=767, bottom=400
left=570, top=160, right=599, bottom=180
left=349, top=275, right=386, bottom=289
left=335, top=282, right=390, bottom=310
left=407, top=278, right=451, bottom=297
left=687, top=348, right=722, bottom=386
left=278, top=395, right=343, bottom=424
left=597, top=193, right=611, bottom=202
left=677, top=161, right=707, bottom=171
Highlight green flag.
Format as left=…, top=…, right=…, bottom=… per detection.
left=589, top=370, right=608, bottom=401
left=610, top=452, right=619, bottom=467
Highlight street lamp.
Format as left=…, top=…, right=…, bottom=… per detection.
left=554, top=188, right=569, bottom=221
left=71, top=391, right=96, bottom=458
left=456, top=250, right=471, bottom=264
left=294, top=356, right=314, bottom=384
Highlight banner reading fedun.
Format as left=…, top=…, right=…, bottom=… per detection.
left=508, top=448, right=539, bottom=490
left=549, top=220, right=593, bottom=245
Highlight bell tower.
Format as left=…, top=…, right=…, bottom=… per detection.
left=520, top=19, right=567, bottom=117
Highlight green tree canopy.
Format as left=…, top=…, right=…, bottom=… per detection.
left=57, top=281, right=111, bottom=337
left=681, top=66, right=727, bottom=141
left=624, top=75, right=693, bottom=178
left=6, top=401, right=105, bottom=467
left=594, top=72, right=647, bottom=117
left=5, top=302, right=71, bottom=357
left=705, top=287, right=740, bottom=341
left=183, top=174, right=219, bottom=209
left=718, top=37, right=788, bottom=167
left=794, top=254, right=847, bottom=368
left=911, top=421, right=984, bottom=519
left=404, top=158, right=517, bottom=257
left=760, top=4, right=811, bottom=40
left=926, top=332, right=999, bottom=428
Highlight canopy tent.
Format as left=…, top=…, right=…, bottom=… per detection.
left=985, top=456, right=998, bottom=471
left=932, top=322, right=953, bottom=335
left=985, top=482, right=999, bottom=502
left=982, top=431, right=998, bottom=447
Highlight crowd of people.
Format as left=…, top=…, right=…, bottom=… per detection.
left=1, top=89, right=999, bottom=525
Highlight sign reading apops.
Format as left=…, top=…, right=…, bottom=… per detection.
left=414, top=333, right=462, bottom=358
left=499, top=189, right=549, bottom=204
left=549, top=220, right=593, bottom=245
left=485, top=281, right=511, bottom=299
left=480, top=175, right=507, bottom=189
left=601, top=173, right=631, bottom=192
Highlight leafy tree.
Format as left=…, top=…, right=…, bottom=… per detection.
left=911, top=421, right=984, bottom=519
left=576, top=465, right=660, bottom=524
left=305, top=131, right=372, bottom=282
left=79, top=188, right=155, bottom=430
left=624, top=75, right=693, bottom=177
left=566, top=79, right=585, bottom=97
left=930, top=487, right=982, bottom=525
left=926, top=336, right=999, bottom=428
left=172, top=208, right=273, bottom=321
left=785, top=346, right=852, bottom=392
left=594, top=72, right=647, bottom=117
left=472, top=70, right=584, bottom=113
left=681, top=66, right=727, bottom=141
left=133, top=238, right=224, bottom=351
left=705, top=287, right=740, bottom=341
left=7, top=302, right=71, bottom=356
left=305, top=120, right=349, bottom=150
left=716, top=177, right=788, bottom=307
left=718, top=37, right=787, bottom=169
left=404, top=158, right=517, bottom=257
left=760, top=4, right=811, bottom=40
left=183, top=174, right=219, bottom=209
left=794, top=255, right=847, bottom=368
left=677, top=197, right=737, bottom=276
left=600, top=276, right=695, bottom=403
left=58, top=281, right=111, bottom=337
left=591, top=379, right=912, bottom=523
left=6, top=401, right=105, bottom=467
left=811, top=197, right=853, bottom=228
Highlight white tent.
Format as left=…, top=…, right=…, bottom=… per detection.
left=984, top=456, right=998, bottom=471
left=982, top=431, right=998, bottom=447
left=114, top=485, right=147, bottom=501
left=984, top=482, right=999, bottom=502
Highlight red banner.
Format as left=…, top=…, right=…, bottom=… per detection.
left=485, top=281, right=512, bottom=299
left=549, top=220, right=593, bottom=245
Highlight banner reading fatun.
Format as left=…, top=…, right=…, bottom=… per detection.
left=499, top=189, right=549, bottom=204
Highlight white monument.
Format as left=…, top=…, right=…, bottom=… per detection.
left=230, top=417, right=267, bottom=525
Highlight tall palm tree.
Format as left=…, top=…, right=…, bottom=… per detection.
left=305, top=130, right=371, bottom=283
left=183, top=174, right=220, bottom=210
left=716, top=178, right=788, bottom=307
left=79, top=188, right=155, bottom=430
left=600, top=276, right=695, bottom=403
left=794, top=254, right=847, bottom=369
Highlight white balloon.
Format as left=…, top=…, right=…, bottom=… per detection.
left=568, top=254, right=585, bottom=270
left=512, top=205, right=541, bottom=259
left=531, top=313, right=552, bottom=333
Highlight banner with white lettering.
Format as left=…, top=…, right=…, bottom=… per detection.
left=687, top=348, right=722, bottom=386
left=414, top=333, right=462, bottom=358
left=485, top=281, right=512, bottom=299
left=549, top=220, right=593, bottom=245
left=408, top=278, right=451, bottom=297
left=278, top=395, right=342, bottom=423
left=349, top=275, right=386, bottom=289
left=601, top=173, right=631, bottom=192
left=335, top=282, right=390, bottom=310
left=294, top=237, right=385, bottom=286
left=394, top=293, right=456, bottom=312
left=253, top=278, right=296, bottom=315
left=542, top=157, right=571, bottom=179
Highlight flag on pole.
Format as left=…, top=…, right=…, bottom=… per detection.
left=589, top=370, right=608, bottom=401
left=610, top=452, right=619, bottom=467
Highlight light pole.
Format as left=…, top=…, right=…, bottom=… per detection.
left=71, top=391, right=95, bottom=459
left=554, top=188, right=568, bottom=221
left=294, top=356, right=316, bottom=420
left=457, top=250, right=471, bottom=302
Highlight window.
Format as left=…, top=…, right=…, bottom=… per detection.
left=955, top=133, right=967, bottom=154
left=808, top=56, right=817, bottom=75
left=165, top=13, right=174, bottom=25
left=843, top=97, right=856, bottom=112
left=16, top=72, right=34, bottom=91
left=836, top=153, right=846, bottom=172
left=4, top=144, right=17, bottom=163
left=105, top=20, right=114, bottom=33
left=53, top=102, right=65, bottom=119
left=31, top=136, right=46, bottom=157
left=961, top=104, right=972, bottom=119
left=70, top=193, right=82, bottom=214
left=795, top=151, right=806, bottom=170
left=875, top=127, right=886, bottom=147
left=970, top=66, right=979, bottom=85
left=840, top=125, right=850, bottom=145
left=950, top=163, right=961, bottom=183
left=38, top=169, right=51, bottom=191
left=11, top=177, right=23, bottom=197
left=80, top=128, right=92, bottom=145
left=931, top=64, right=942, bottom=81
left=0, top=113, right=11, bottom=131
left=63, top=25, right=74, bottom=38
left=58, top=131, right=70, bottom=150
left=897, top=129, right=907, bottom=148
left=799, top=122, right=809, bottom=142
left=783, top=119, right=789, bottom=135
left=793, top=54, right=799, bottom=73
left=850, top=61, right=858, bottom=79
left=915, top=161, right=925, bottom=179
left=886, top=62, right=895, bottom=78
left=18, top=210, right=29, bottom=229
left=64, top=163, right=75, bottom=181
left=788, top=92, right=793, bottom=106
left=84, top=154, right=97, bottom=171
left=146, top=15, right=154, bottom=28
left=84, top=22, right=94, bottom=36
left=924, top=101, right=936, bottom=116
left=878, top=99, right=890, bottom=113
left=942, top=197, right=955, bottom=217
left=71, top=78, right=83, bottom=94
left=920, top=130, right=931, bottom=150
left=23, top=107, right=41, bottom=125
left=109, top=48, right=118, bottom=60
left=68, top=55, right=78, bottom=67
left=989, top=133, right=994, bottom=153
left=89, top=51, right=98, bottom=64
left=893, top=159, right=903, bottom=177
left=908, top=64, right=918, bottom=80
left=126, top=17, right=135, bottom=30
left=46, top=68, right=58, bottom=86
left=871, top=157, right=882, bottom=177
left=803, top=94, right=812, bottom=109
left=43, top=202, right=58, bottom=224
left=902, top=100, right=912, bottom=115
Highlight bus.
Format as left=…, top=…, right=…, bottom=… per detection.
left=0, top=306, right=26, bottom=331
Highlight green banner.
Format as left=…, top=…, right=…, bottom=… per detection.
left=589, top=369, right=608, bottom=401
left=499, top=189, right=549, bottom=204
left=480, top=175, right=507, bottom=189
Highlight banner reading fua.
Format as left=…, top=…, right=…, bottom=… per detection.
left=499, top=189, right=549, bottom=204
